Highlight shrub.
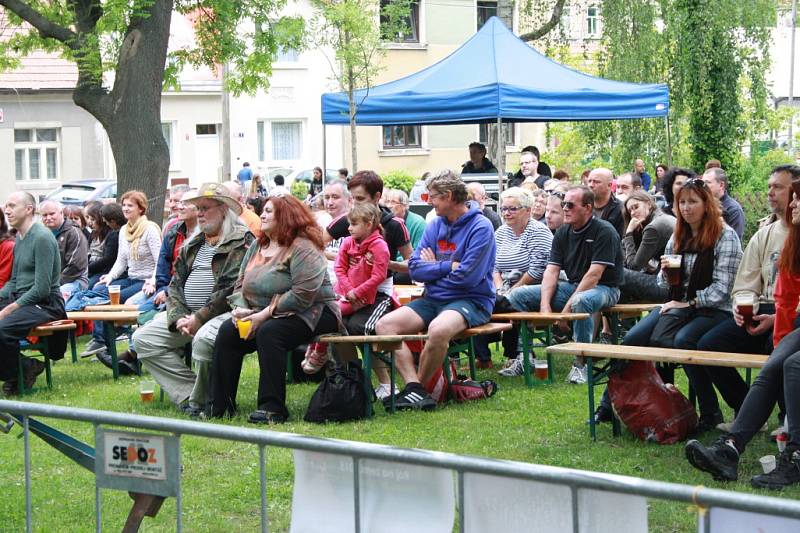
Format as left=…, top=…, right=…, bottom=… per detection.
left=290, top=181, right=308, bottom=200
left=382, top=170, right=418, bottom=194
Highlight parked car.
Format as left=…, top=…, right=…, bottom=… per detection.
left=42, top=179, right=117, bottom=206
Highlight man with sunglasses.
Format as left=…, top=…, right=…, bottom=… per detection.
left=503, top=186, right=623, bottom=384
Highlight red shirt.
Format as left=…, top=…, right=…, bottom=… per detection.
left=773, top=269, right=800, bottom=345
left=0, top=239, right=14, bottom=290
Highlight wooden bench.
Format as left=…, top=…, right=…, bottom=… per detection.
left=84, top=304, right=140, bottom=312
left=67, top=311, right=140, bottom=380
left=546, top=342, right=768, bottom=440
left=490, top=312, right=591, bottom=387
left=601, top=303, right=660, bottom=343
left=19, top=320, right=78, bottom=394
left=321, top=323, right=511, bottom=415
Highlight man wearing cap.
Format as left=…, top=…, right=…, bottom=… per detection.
left=132, top=183, right=254, bottom=414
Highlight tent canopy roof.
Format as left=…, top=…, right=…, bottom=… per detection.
left=321, top=17, right=669, bottom=126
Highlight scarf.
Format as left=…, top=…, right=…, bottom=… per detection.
left=669, top=239, right=714, bottom=302
left=123, top=215, right=156, bottom=261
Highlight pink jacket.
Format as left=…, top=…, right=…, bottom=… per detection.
left=334, top=229, right=390, bottom=305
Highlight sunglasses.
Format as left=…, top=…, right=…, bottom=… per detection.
left=549, top=191, right=565, bottom=200
left=683, top=178, right=708, bottom=189
left=561, top=201, right=585, bottom=210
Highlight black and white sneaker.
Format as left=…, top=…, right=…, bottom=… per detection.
left=685, top=436, right=740, bottom=481
left=393, top=383, right=437, bottom=411
left=81, top=339, right=107, bottom=357
left=751, top=449, right=800, bottom=490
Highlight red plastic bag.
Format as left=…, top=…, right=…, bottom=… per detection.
left=608, top=360, right=698, bottom=444
left=449, top=379, right=498, bottom=403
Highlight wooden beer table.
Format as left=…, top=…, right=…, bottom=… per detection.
left=66, top=310, right=140, bottom=380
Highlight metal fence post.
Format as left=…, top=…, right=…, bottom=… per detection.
left=353, top=457, right=361, bottom=533
left=260, top=445, right=269, bottom=533
left=176, top=434, right=183, bottom=533
left=23, top=415, right=32, bottom=533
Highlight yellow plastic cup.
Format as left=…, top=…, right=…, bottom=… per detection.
left=237, top=318, right=252, bottom=339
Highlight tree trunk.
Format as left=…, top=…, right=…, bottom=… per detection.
left=73, top=0, right=173, bottom=224
left=347, top=60, right=358, bottom=173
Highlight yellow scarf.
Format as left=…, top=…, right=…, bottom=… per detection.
left=123, top=215, right=158, bottom=261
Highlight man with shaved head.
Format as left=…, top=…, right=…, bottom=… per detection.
left=39, top=199, right=88, bottom=299
left=586, top=167, right=625, bottom=238
left=0, top=192, right=67, bottom=395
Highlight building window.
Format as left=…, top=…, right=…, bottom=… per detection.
left=276, top=45, right=300, bottom=62
left=477, top=0, right=497, bottom=30
left=271, top=121, right=303, bottom=160
left=587, top=6, right=599, bottom=36
left=14, top=127, right=59, bottom=182
left=161, top=122, right=176, bottom=167
left=382, top=125, right=421, bottom=148
left=479, top=123, right=515, bottom=146
left=380, top=0, right=420, bottom=43
left=196, top=124, right=217, bottom=135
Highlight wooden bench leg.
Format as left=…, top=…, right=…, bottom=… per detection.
left=41, top=339, right=53, bottom=390
left=286, top=351, right=294, bottom=384
left=467, top=338, right=477, bottom=380
left=69, top=331, right=78, bottom=363
left=102, top=322, right=120, bottom=380
left=545, top=326, right=554, bottom=384
left=520, top=322, right=534, bottom=388
left=587, top=357, right=597, bottom=441
left=609, top=312, right=621, bottom=345
left=362, top=343, right=374, bottom=418
left=745, top=368, right=752, bottom=387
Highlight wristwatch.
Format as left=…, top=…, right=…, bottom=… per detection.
left=688, top=298, right=697, bottom=308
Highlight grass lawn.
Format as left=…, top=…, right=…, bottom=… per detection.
left=0, top=337, right=796, bottom=532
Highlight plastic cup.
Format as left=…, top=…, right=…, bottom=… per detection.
left=759, top=454, right=776, bottom=474
left=139, top=380, right=155, bottom=403
left=237, top=318, right=252, bottom=340
left=108, top=285, right=121, bottom=305
left=534, top=359, right=549, bottom=380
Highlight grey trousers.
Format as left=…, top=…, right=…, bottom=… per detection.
left=133, top=311, right=229, bottom=407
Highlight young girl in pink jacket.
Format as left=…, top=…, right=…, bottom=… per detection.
left=302, top=202, right=390, bottom=373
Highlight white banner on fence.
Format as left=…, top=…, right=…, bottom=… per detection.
left=290, top=450, right=455, bottom=533
left=463, top=473, right=648, bottom=533
left=701, top=507, right=800, bottom=532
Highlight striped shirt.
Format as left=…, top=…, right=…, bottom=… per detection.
left=183, top=242, right=218, bottom=312
left=494, top=219, right=553, bottom=284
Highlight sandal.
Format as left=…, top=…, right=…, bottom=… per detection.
left=248, top=410, right=287, bottom=425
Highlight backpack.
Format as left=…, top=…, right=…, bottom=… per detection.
left=608, top=360, right=698, bottom=444
left=304, top=361, right=371, bottom=423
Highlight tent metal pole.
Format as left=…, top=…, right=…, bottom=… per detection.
left=322, top=124, right=327, bottom=189
left=665, top=115, right=673, bottom=168
left=496, top=118, right=504, bottom=193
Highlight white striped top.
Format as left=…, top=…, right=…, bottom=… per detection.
left=494, top=219, right=553, bottom=283
left=183, top=242, right=218, bottom=311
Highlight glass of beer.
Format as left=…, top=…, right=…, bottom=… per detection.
left=108, top=285, right=121, bottom=305
left=735, top=293, right=757, bottom=329
left=534, top=359, right=549, bottom=380
left=139, top=380, right=155, bottom=403
left=662, top=254, right=682, bottom=286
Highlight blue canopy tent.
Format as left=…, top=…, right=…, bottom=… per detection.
left=320, top=16, right=670, bottom=178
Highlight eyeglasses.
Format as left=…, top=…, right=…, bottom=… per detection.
left=500, top=206, right=524, bottom=213
left=549, top=191, right=565, bottom=200
left=561, top=201, right=585, bottom=210
left=683, top=178, right=707, bottom=189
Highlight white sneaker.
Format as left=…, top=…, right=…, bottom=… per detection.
left=80, top=339, right=107, bottom=357
left=498, top=358, right=524, bottom=377
left=568, top=364, right=587, bottom=384
left=374, top=383, right=399, bottom=400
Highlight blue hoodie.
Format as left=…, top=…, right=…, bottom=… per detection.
left=410, top=204, right=496, bottom=313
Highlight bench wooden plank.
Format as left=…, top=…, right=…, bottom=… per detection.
left=547, top=342, right=767, bottom=369
left=602, top=303, right=659, bottom=314
left=455, top=322, right=512, bottom=338
left=67, top=311, right=140, bottom=323
left=320, top=334, right=428, bottom=344
left=84, top=304, right=140, bottom=312
left=490, top=312, right=590, bottom=325
left=29, top=322, right=77, bottom=336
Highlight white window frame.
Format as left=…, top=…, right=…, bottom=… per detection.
left=257, top=119, right=305, bottom=165
left=587, top=5, right=600, bottom=37
left=14, top=123, right=61, bottom=184
left=378, top=125, right=429, bottom=157
left=161, top=121, right=179, bottom=171
left=380, top=0, right=426, bottom=48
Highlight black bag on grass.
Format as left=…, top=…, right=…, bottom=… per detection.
left=304, top=360, right=371, bottom=423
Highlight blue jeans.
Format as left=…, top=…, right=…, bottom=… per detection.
left=506, top=282, right=620, bottom=343
left=126, top=289, right=166, bottom=314
left=92, top=278, right=145, bottom=345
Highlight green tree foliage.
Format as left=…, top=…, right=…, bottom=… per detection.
left=0, top=0, right=303, bottom=217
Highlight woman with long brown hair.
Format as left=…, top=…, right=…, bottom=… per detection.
left=594, top=178, right=742, bottom=426
left=686, top=168, right=800, bottom=490
left=209, top=194, right=341, bottom=423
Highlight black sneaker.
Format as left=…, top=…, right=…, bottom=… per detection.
left=592, top=405, right=613, bottom=424
left=393, top=383, right=436, bottom=411
left=694, top=410, right=725, bottom=434
left=751, top=449, right=800, bottom=490
left=685, top=436, right=740, bottom=481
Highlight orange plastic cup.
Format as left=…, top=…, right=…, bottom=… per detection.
left=237, top=319, right=252, bottom=339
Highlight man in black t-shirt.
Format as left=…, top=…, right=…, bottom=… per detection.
left=503, top=186, right=622, bottom=383
left=587, top=167, right=625, bottom=239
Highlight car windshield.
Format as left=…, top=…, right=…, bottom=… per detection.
left=47, top=186, right=96, bottom=202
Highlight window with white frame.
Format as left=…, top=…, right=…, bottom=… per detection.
left=161, top=122, right=176, bottom=167
left=587, top=6, right=599, bottom=37
left=382, top=125, right=421, bottom=148
left=479, top=123, right=515, bottom=147
left=14, top=127, right=60, bottom=182
left=380, top=0, right=420, bottom=43
left=257, top=120, right=303, bottom=161
left=276, top=45, right=300, bottom=62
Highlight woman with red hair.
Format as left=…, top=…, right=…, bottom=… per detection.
left=594, top=178, right=742, bottom=427
left=686, top=168, right=800, bottom=490
left=209, top=194, right=341, bottom=423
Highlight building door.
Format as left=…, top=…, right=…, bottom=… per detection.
left=195, top=123, right=221, bottom=183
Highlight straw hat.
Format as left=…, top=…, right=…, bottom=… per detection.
left=183, top=182, right=242, bottom=215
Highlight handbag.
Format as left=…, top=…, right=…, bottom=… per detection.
left=649, top=306, right=695, bottom=348
left=304, top=360, right=371, bottom=423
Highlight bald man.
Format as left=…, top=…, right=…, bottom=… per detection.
left=0, top=192, right=68, bottom=395
left=586, top=168, right=625, bottom=238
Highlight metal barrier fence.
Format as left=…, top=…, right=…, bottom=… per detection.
left=3, top=399, right=800, bottom=533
